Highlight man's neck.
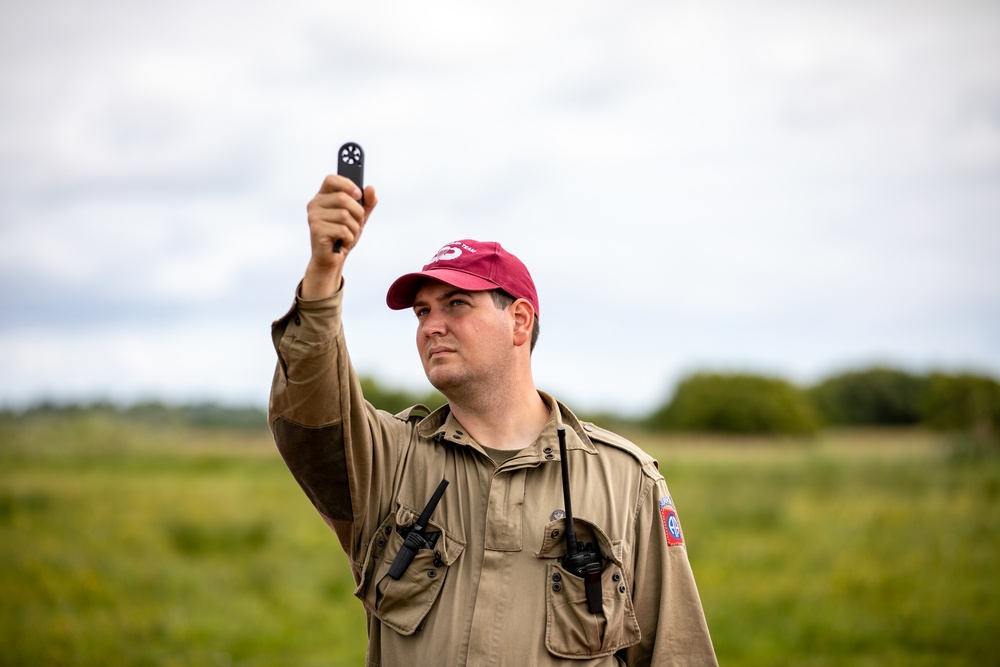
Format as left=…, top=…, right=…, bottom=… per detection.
left=448, top=386, right=551, bottom=451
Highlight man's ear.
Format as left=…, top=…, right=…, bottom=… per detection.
left=511, top=299, right=534, bottom=348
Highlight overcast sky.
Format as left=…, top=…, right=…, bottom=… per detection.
left=1, top=0, right=998, bottom=415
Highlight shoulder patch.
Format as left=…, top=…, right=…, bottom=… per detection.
left=583, top=422, right=662, bottom=480
left=393, top=404, right=431, bottom=424
left=660, top=496, right=684, bottom=546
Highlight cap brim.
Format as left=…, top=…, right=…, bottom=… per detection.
left=386, top=269, right=502, bottom=310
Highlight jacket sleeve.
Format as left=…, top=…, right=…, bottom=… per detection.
left=268, top=283, right=411, bottom=569
left=622, top=477, right=718, bottom=667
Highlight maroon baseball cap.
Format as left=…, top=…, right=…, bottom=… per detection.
left=386, top=239, right=540, bottom=317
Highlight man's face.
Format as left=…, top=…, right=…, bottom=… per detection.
left=412, top=280, right=513, bottom=395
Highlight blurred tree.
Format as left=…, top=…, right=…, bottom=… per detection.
left=809, top=367, right=925, bottom=426
left=919, top=372, right=1000, bottom=437
left=358, top=377, right=446, bottom=415
left=645, top=372, right=820, bottom=435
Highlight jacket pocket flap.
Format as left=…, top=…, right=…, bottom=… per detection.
left=535, top=516, right=623, bottom=567
left=356, top=508, right=466, bottom=636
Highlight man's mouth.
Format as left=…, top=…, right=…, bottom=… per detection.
left=428, top=346, right=455, bottom=360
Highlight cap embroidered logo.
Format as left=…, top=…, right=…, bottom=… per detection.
left=431, top=245, right=462, bottom=262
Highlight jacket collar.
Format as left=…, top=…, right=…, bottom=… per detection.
left=415, top=391, right=598, bottom=458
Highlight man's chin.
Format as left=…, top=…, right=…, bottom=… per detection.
left=425, top=367, right=468, bottom=397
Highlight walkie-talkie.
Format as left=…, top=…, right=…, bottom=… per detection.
left=388, top=478, right=449, bottom=580
left=557, top=427, right=605, bottom=614
left=333, top=141, right=364, bottom=253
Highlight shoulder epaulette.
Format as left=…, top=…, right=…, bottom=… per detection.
left=583, top=422, right=662, bottom=480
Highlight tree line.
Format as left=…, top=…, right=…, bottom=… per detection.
left=3, top=367, right=998, bottom=438
left=645, top=367, right=1000, bottom=437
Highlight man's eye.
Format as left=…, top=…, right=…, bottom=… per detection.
left=414, top=308, right=429, bottom=317
left=450, top=299, right=469, bottom=307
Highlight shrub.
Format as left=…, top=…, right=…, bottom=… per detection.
left=359, top=377, right=446, bottom=415
left=646, top=372, right=820, bottom=435
left=919, top=372, right=1000, bottom=435
left=809, top=367, right=925, bottom=426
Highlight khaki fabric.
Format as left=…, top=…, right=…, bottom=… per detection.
left=269, top=285, right=718, bottom=666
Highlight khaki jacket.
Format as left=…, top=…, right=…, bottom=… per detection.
left=268, top=286, right=718, bottom=666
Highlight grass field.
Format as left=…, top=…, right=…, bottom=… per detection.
left=1, top=414, right=997, bottom=666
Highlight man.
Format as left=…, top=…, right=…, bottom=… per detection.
left=268, top=174, right=718, bottom=666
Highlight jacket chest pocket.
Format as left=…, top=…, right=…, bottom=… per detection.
left=536, top=517, right=641, bottom=659
left=355, top=505, right=466, bottom=636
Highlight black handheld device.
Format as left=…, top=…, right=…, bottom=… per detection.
left=387, top=478, right=449, bottom=580
left=558, top=427, right=605, bottom=614
left=333, top=142, right=365, bottom=253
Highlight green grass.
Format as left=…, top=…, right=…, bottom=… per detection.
left=0, top=414, right=366, bottom=667
left=633, top=429, right=1000, bottom=666
left=2, top=416, right=998, bottom=666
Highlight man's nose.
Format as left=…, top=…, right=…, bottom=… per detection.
left=420, top=309, right=446, bottom=336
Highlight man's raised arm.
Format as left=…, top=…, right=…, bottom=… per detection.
left=267, top=174, right=383, bottom=555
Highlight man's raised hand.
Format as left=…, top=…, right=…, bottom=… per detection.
left=301, top=174, right=377, bottom=299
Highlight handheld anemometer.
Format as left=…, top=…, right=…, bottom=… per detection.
left=334, top=142, right=365, bottom=253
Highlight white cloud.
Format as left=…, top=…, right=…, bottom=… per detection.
left=1, top=0, right=999, bottom=410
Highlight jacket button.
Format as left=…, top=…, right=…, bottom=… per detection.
left=376, top=538, right=386, bottom=548
left=551, top=529, right=560, bottom=539
left=545, top=454, right=554, bottom=460
left=543, top=447, right=552, bottom=453
left=428, top=570, right=437, bottom=579
left=619, top=585, right=627, bottom=594
left=552, top=583, right=562, bottom=592
left=552, top=573, right=562, bottom=582
left=612, top=573, right=621, bottom=582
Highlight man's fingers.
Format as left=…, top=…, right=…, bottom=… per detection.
left=309, top=207, right=362, bottom=237
left=317, top=173, right=363, bottom=201
left=309, top=217, right=361, bottom=255
left=362, top=185, right=378, bottom=222
left=308, top=178, right=375, bottom=256
left=309, top=190, right=366, bottom=222
left=309, top=205, right=359, bottom=226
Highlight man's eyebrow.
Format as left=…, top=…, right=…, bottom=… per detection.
left=413, top=289, right=475, bottom=309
